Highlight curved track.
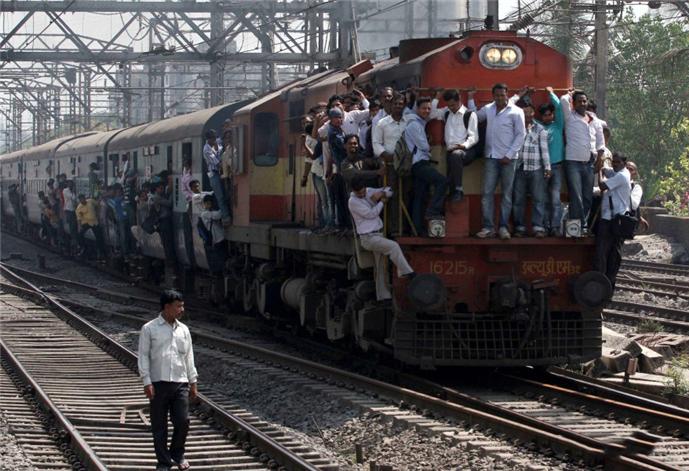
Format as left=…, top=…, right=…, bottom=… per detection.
left=3, top=263, right=689, bottom=470
left=0, top=270, right=334, bottom=471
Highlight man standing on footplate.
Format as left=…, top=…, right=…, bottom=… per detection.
left=138, top=290, right=198, bottom=471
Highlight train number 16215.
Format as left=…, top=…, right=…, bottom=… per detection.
left=429, top=260, right=475, bottom=276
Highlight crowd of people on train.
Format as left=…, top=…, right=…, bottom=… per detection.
left=299, top=83, right=644, bottom=295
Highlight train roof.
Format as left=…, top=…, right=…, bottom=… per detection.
left=108, top=122, right=155, bottom=152
left=20, top=133, right=97, bottom=162
left=0, top=149, right=26, bottom=164
left=54, top=128, right=128, bottom=158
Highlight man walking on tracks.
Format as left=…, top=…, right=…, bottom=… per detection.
left=138, top=290, right=198, bottom=471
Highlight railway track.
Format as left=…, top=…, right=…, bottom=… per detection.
left=622, top=259, right=689, bottom=278
left=3, top=264, right=689, bottom=470
left=0, top=272, right=336, bottom=470
left=604, top=300, right=689, bottom=333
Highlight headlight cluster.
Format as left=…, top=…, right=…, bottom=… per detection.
left=479, top=43, right=522, bottom=69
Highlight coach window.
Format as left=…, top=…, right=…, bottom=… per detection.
left=253, top=112, right=279, bottom=166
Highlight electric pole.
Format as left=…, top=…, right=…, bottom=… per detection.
left=594, top=0, right=608, bottom=120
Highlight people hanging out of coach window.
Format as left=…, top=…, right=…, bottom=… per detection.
left=512, top=100, right=551, bottom=238
left=202, top=129, right=231, bottom=224
left=107, top=184, right=131, bottom=257
left=595, top=152, right=631, bottom=290
left=200, top=194, right=227, bottom=279
left=75, top=193, right=106, bottom=261
left=325, top=107, right=352, bottom=231
left=88, top=162, right=101, bottom=198
left=430, top=88, right=479, bottom=203
left=301, top=120, right=333, bottom=232
left=536, top=86, right=566, bottom=236
left=341, top=134, right=384, bottom=191
left=406, top=96, right=448, bottom=236
left=468, top=83, right=526, bottom=240
left=560, top=89, right=605, bottom=235
left=62, top=180, right=79, bottom=255
left=348, top=176, right=416, bottom=301
left=220, top=118, right=235, bottom=217
left=149, top=180, right=176, bottom=264
left=138, top=290, right=198, bottom=471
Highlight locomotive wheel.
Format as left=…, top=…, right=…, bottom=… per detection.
left=242, top=277, right=256, bottom=313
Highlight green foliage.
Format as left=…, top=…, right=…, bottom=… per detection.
left=607, top=15, right=689, bottom=198
left=657, top=143, right=689, bottom=216
left=665, top=354, right=689, bottom=396
left=637, top=319, right=664, bottom=334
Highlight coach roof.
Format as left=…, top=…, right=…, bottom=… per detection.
left=20, top=133, right=97, bottom=162
left=55, top=128, right=129, bottom=158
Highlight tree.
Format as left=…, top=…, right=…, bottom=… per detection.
left=606, top=14, right=689, bottom=198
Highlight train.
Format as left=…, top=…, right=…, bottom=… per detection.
left=1, top=30, right=609, bottom=368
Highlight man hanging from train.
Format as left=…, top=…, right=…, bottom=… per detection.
left=405, top=97, right=447, bottom=236
left=202, top=129, right=231, bottom=224
left=595, top=152, right=631, bottom=290
left=468, top=83, right=526, bottom=240
left=341, top=134, right=384, bottom=191
left=348, top=176, right=415, bottom=301
left=75, top=193, right=106, bottom=261
left=324, top=107, right=352, bottom=231
left=537, top=86, right=566, bottom=236
left=430, top=88, right=479, bottom=203
left=512, top=99, right=551, bottom=238
left=560, top=90, right=605, bottom=235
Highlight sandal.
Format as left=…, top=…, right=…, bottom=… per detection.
left=177, top=460, right=190, bottom=471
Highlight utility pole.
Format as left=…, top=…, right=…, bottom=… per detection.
left=594, top=0, right=608, bottom=120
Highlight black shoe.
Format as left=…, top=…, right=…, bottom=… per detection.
left=402, top=272, right=416, bottom=280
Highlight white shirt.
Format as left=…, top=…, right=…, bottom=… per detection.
left=560, top=95, right=605, bottom=162
left=348, top=187, right=392, bottom=235
left=342, top=98, right=370, bottom=135
left=430, top=99, right=478, bottom=149
left=600, top=167, right=631, bottom=220
left=630, top=182, right=643, bottom=211
left=191, top=191, right=213, bottom=214
left=469, top=99, right=526, bottom=160
left=138, top=315, right=198, bottom=386
left=304, top=135, right=323, bottom=177
left=201, top=209, right=225, bottom=244
left=203, top=142, right=223, bottom=174
left=371, top=114, right=409, bottom=158
left=371, top=109, right=387, bottom=131
left=62, top=187, right=77, bottom=212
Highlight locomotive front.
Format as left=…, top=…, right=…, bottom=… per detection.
left=375, top=32, right=607, bottom=367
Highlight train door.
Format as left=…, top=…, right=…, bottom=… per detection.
left=249, top=111, right=283, bottom=221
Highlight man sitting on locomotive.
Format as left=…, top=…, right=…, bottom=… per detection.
left=406, top=97, right=448, bottom=236
left=429, top=88, right=479, bottom=203
left=468, top=83, right=526, bottom=240
left=512, top=99, right=551, bottom=238
left=341, top=134, right=384, bottom=191
left=348, top=176, right=415, bottom=301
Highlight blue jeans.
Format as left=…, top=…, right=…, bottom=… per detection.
left=481, top=158, right=518, bottom=230
left=208, top=172, right=231, bottom=219
left=546, top=163, right=563, bottom=230
left=512, top=168, right=547, bottom=232
left=312, top=173, right=332, bottom=228
left=411, top=160, right=447, bottom=235
left=565, top=160, right=593, bottom=228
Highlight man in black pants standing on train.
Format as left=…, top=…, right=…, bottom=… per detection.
left=138, top=290, right=198, bottom=471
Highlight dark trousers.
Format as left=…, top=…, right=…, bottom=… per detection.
left=446, top=148, right=476, bottom=192
left=595, top=219, right=623, bottom=289
left=150, top=381, right=190, bottom=467
left=78, top=224, right=106, bottom=258
left=328, top=173, right=351, bottom=229
left=411, top=160, right=447, bottom=235
left=159, top=217, right=177, bottom=262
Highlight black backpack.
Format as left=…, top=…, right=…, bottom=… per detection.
left=197, top=217, right=213, bottom=246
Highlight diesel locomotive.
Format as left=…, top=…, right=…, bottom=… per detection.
left=0, top=31, right=608, bottom=368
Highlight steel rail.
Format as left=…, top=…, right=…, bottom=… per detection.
left=2, top=273, right=675, bottom=470
left=603, top=309, right=689, bottom=333
left=0, top=339, right=108, bottom=471
left=0, top=265, right=323, bottom=471
left=607, top=300, right=689, bottom=321
left=622, top=260, right=689, bottom=277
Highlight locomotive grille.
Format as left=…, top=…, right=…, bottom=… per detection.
left=394, top=312, right=601, bottom=367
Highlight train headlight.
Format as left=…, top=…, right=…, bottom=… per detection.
left=485, top=47, right=502, bottom=65
left=479, top=43, right=523, bottom=69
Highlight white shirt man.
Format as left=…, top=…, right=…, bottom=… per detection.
left=342, top=96, right=370, bottom=136
left=430, top=98, right=479, bottom=151
left=348, top=180, right=414, bottom=301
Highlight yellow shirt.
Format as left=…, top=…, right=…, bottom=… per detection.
left=75, top=200, right=98, bottom=226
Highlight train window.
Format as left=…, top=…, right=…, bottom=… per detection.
left=479, top=42, right=523, bottom=70
left=166, top=146, right=173, bottom=172
left=456, top=46, right=474, bottom=63
left=253, top=112, right=279, bottom=167
left=182, top=142, right=192, bottom=163
left=232, top=125, right=245, bottom=174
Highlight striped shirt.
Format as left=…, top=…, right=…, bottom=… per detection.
left=519, top=122, right=551, bottom=172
